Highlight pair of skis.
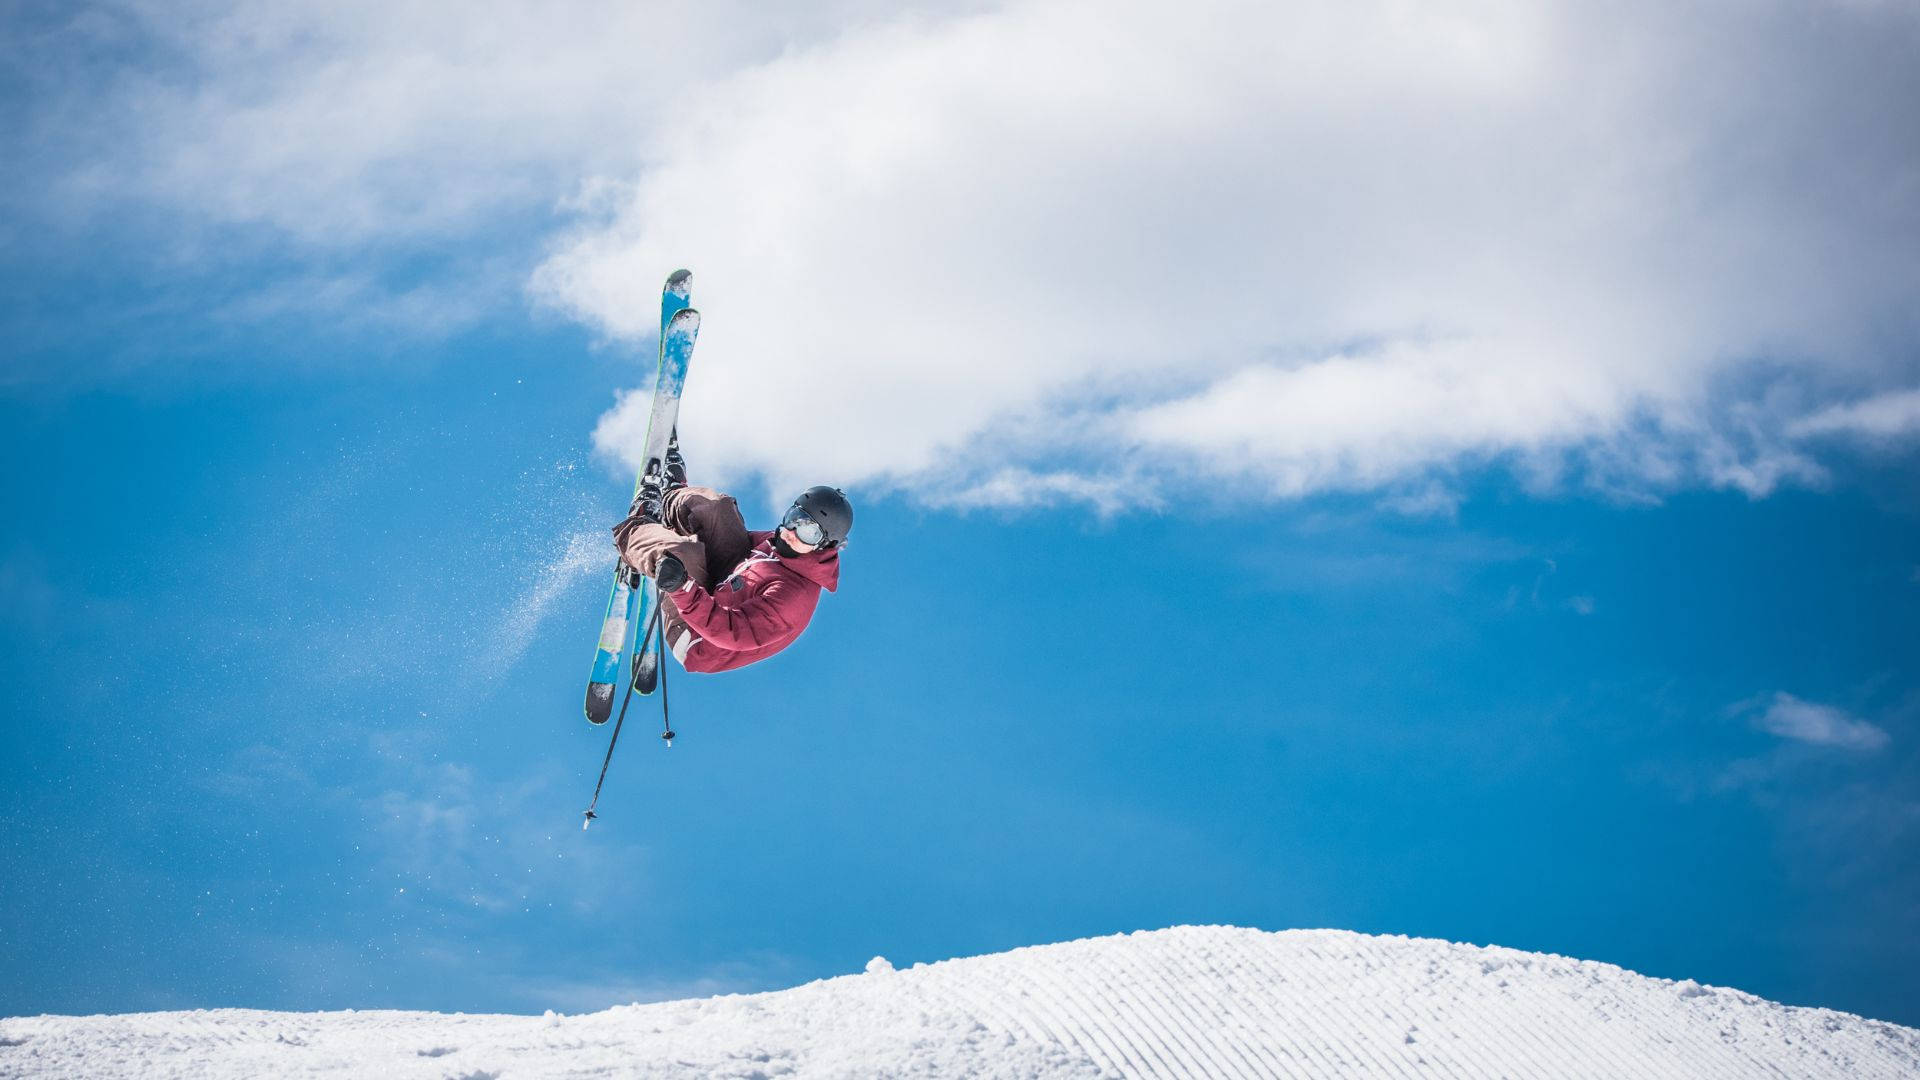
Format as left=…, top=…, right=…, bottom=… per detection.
left=584, top=269, right=701, bottom=726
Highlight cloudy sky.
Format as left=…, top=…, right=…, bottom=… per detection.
left=4, top=0, right=1918, bottom=1028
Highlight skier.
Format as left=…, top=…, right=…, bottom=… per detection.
left=611, top=440, right=851, bottom=674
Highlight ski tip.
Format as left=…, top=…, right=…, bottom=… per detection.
left=585, top=682, right=616, bottom=725
left=667, top=308, right=700, bottom=334
left=666, top=268, right=692, bottom=293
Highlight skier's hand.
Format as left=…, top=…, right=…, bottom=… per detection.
left=654, top=554, right=689, bottom=593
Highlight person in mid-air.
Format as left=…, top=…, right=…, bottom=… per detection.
left=612, top=437, right=851, bottom=673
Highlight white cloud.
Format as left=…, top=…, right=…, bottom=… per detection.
left=1749, top=692, right=1891, bottom=752
left=919, top=467, right=1142, bottom=515
left=33, top=0, right=970, bottom=243
left=1790, top=387, right=1920, bottom=440
left=21, top=1, right=1920, bottom=507
left=1117, top=340, right=1629, bottom=497
left=532, top=0, right=1920, bottom=506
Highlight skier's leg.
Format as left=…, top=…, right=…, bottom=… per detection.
left=659, top=486, right=754, bottom=587
left=614, top=520, right=710, bottom=589
left=659, top=485, right=726, bottom=531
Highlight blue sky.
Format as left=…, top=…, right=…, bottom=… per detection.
left=4, top=0, right=1919, bottom=1030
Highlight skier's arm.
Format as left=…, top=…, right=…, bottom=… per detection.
left=671, top=579, right=806, bottom=652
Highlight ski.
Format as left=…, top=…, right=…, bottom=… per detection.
left=585, top=271, right=698, bottom=724
left=632, top=629, right=660, bottom=695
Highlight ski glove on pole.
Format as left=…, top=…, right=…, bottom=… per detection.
left=654, top=554, right=689, bottom=593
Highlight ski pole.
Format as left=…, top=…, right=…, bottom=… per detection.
left=657, top=601, right=675, bottom=746
left=583, top=599, right=652, bottom=829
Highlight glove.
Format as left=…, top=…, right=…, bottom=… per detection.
left=654, top=554, right=689, bottom=593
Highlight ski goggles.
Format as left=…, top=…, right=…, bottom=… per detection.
left=781, top=504, right=828, bottom=547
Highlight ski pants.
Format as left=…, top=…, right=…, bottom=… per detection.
left=613, top=486, right=755, bottom=595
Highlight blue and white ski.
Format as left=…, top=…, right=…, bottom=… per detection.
left=585, top=270, right=698, bottom=725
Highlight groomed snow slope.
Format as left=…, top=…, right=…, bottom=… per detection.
left=5, top=926, right=1917, bottom=1078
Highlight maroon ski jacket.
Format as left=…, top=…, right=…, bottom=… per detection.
left=661, top=531, right=841, bottom=674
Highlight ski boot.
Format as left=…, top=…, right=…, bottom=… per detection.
left=623, top=428, right=688, bottom=526
left=664, top=428, right=688, bottom=491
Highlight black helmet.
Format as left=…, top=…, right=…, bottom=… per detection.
left=783, top=485, right=854, bottom=547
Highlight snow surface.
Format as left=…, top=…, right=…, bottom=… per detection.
left=5, top=926, right=1917, bottom=1078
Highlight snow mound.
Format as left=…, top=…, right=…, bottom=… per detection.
left=4, top=926, right=1917, bottom=1078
